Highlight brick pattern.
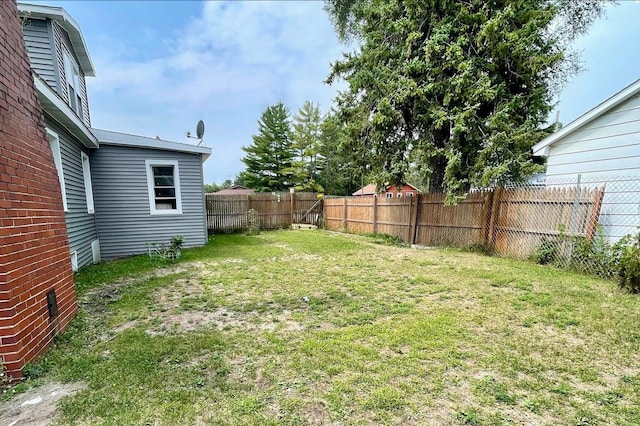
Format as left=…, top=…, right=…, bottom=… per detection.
left=0, top=0, right=77, bottom=379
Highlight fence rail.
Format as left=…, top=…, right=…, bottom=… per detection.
left=324, top=183, right=607, bottom=260
left=206, top=176, right=639, bottom=277
left=206, top=192, right=321, bottom=233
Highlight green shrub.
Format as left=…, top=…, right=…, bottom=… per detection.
left=618, top=233, right=640, bottom=294
left=568, top=226, right=618, bottom=279
left=536, top=237, right=559, bottom=265
left=534, top=225, right=640, bottom=284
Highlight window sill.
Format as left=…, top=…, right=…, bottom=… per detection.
left=150, top=210, right=183, bottom=216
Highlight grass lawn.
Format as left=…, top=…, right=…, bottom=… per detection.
left=19, top=230, right=640, bottom=424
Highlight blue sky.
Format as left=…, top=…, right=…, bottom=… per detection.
left=28, top=1, right=640, bottom=184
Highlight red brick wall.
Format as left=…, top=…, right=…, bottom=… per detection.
left=0, top=0, right=77, bottom=380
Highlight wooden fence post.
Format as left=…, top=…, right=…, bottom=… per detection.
left=586, top=186, right=605, bottom=240
left=290, top=189, right=296, bottom=225
left=485, top=188, right=503, bottom=251
left=481, top=190, right=494, bottom=247
left=373, top=196, right=378, bottom=234
left=343, top=197, right=348, bottom=230
left=410, top=195, right=419, bottom=245
left=412, top=195, right=420, bottom=245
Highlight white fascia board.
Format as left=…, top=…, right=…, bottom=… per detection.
left=532, top=78, right=640, bottom=157
left=91, top=128, right=212, bottom=160
left=35, top=77, right=98, bottom=148
left=18, top=2, right=95, bottom=76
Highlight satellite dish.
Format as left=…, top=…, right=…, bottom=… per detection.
left=196, top=120, right=205, bottom=139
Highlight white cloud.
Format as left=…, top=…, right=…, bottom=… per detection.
left=85, top=1, right=346, bottom=183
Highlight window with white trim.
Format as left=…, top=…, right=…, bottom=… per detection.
left=397, top=193, right=403, bottom=198
left=407, top=192, right=414, bottom=198
left=385, top=192, right=393, bottom=198
left=47, top=128, right=68, bottom=212
left=81, top=152, right=94, bottom=214
left=63, top=51, right=83, bottom=117
left=145, top=160, right=182, bottom=215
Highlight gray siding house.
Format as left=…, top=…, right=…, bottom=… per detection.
left=18, top=3, right=212, bottom=267
left=90, top=130, right=210, bottom=259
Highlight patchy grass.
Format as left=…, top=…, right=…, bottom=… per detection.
left=17, top=231, right=640, bottom=424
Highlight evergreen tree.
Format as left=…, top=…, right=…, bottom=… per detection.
left=317, top=114, right=362, bottom=196
left=240, top=103, right=294, bottom=192
left=325, top=0, right=607, bottom=201
left=291, top=100, right=325, bottom=192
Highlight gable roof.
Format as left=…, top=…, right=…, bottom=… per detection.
left=90, top=128, right=212, bottom=159
left=532, top=78, right=640, bottom=157
left=352, top=183, right=377, bottom=196
left=214, top=186, right=255, bottom=195
left=18, top=2, right=95, bottom=77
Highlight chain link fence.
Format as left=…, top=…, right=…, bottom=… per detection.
left=490, top=174, right=640, bottom=278
left=324, top=174, right=640, bottom=280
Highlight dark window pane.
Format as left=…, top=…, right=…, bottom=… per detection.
left=154, top=176, right=174, bottom=186
left=155, top=188, right=175, bottom=198
left=153, top=166, right=174, bottom=177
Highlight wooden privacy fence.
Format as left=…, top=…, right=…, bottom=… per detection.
left=206, top=192, right=321, bottom=233
left=324, top=186, right=605, bottom=258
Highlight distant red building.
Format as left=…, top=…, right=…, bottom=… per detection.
left=352, top=183, right=421, bottom=198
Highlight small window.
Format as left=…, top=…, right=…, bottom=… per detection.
left=47, top=128, right=68, bottom=212
left=385, top=192, right=393, bottom=198
left=145, top=160, right=182, bottom=215
left=397, top=193, right=403, bottom=198
left=63, top=52, right=83, bottom=117
left=406, top=192, right=414, bottom=198
left=81, top=152, right=94, bottom=214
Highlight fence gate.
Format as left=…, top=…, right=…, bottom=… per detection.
left=206, top=192, right=322, bottom=233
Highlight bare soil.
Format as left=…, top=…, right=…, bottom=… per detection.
left=0, top=382, right=87, bottom=426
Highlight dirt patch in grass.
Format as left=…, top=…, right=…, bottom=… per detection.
left=0, top=382, right=87, bottom=426
left=146, top=307, right=304, bottom=335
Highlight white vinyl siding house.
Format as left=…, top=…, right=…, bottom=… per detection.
left=532, top=79, right=640, bottom=241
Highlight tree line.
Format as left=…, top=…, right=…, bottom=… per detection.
left=238, top=100, right=361, bottom=196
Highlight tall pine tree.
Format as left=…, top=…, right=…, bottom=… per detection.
left=291, top=101, right=324, bottom=192
left=240, top=103, right=294, bottom=192
left=317, top=113, right=362, bottom=196
left=325, top=0, right=607, bottom=201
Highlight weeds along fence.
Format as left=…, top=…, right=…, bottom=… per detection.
left=324, top=175, right=640, bottom=276
left=206, top=192, right=321, bottom=232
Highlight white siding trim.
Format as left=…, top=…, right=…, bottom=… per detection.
left=34, top=77, right=98, bottom=148
left=70, top=251, right=78, bottom=272
left=91, top=239, right=101, bottom=264
left=533, top=79, right=640, bottom=156
left=46, top=128, right=68, bottom=212
left=81, top=151, right=94, bottom=214
left=145, top=159, right=183, bottom=215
